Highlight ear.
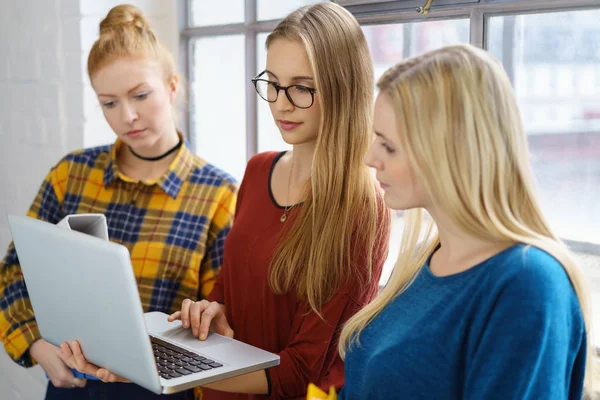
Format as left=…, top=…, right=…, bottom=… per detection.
left=168, top=75, right=179, bottom=103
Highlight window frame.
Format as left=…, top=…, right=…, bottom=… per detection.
left=180, top=0, right=600, bottom=254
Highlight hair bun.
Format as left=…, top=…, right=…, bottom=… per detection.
left=99, top=4, right=151, bottom=36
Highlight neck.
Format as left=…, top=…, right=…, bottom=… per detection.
left=290, top=140, right=316, bottom=184
left=119, top=129, right=181, bottom=181
left=427, top=205, right=512, bottom=271
left=129, top=127, right=180, bottom=159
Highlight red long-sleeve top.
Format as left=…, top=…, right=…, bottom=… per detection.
left=206, top=152, right=390, bottom=400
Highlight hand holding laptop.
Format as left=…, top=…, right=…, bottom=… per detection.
left=30, top=339, right=87, bottom=389
left=59, top=340, right=128, bottom=383
left=58, top=298, right=235, bottom=383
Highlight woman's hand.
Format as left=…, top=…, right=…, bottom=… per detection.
left=168, top=299, right=233, bottom=340
left=30, top=339, right=87, bottom=389
left=58, top=340, right=129, bottom=383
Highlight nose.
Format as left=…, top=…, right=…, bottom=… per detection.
left=120, top=101, right=138, bottom=124
left=363, top=142, right=382, bottom=171
left=273, top=90, right=294, bottom=113
left=363, top=142, right=375, bottom=168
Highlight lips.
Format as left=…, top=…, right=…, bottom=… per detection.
left=127, top=129, right=146, bottom=137
left=279, top=120, right=302, bottom=131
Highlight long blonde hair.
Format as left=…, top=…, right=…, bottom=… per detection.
left=339, top=44, right=598, bottom=394
left=266, top=2, right=389, bottom=314
left=87, top=4, right=177, bottom=83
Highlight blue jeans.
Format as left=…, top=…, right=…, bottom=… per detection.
left=44, top=380, right=195, bottom=400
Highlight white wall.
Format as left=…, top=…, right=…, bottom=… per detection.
left=0, top=0, right=179, bottom=398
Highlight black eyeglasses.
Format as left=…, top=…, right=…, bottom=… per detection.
left=251, top=71, right=317, bottom=109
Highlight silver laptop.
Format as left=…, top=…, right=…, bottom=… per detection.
left=7, top=215, right=280, bottom=394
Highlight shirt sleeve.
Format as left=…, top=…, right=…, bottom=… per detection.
left=198, top=181, right=237, bottom=299
left=464, top=256, right=587, bottom=400
left=0, top=160, right=68, bottom=367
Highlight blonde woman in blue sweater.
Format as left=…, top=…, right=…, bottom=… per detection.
left=336, top=44, right=597, bottom=399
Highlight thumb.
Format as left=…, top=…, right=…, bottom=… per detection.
left=214, top=316, right=233, bottom=337
left=167, top=311, right=181, bottom=322
left=224, top=327, right=234, bottom=338
left=73, top=377, right=87, bottom=388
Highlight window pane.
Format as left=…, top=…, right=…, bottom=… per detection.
left=192, top=36, right=246, bottom=181
left=488, top=10, right=600, bottom=245
left=363, top=19, right=470, bottom=81
left=256, top=32, right=292, bottom=153
left=579, top=252, right=600, bottom=345
left=190, top=0, right=244, bottom=26
left=362, top=19, right=470, bottom=285
left=258, top=0, right=322, bottom=22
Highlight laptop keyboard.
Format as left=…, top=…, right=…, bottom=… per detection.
left=151, top=337, right=223, bottom=380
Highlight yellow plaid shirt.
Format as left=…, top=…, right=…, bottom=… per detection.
left=0, top=139, right=237, bottom=367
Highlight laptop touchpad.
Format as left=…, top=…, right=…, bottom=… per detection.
left=158, top=326, right=232, bottom=348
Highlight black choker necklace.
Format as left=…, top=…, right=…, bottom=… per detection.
left=129, top=139, right=183, bottom=161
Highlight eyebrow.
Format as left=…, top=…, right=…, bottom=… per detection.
left=264, top=70, right=314, bottom=82
left=97, top=82, right=146, bottom=98
left=374, top=131, right=388, bottom=140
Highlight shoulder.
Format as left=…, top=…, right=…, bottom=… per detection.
left=248, top=151, right=284, bottom=173
left=485, top=245, right=582, bottom=317
left=187, top=154, right=238, bottom=194
left=57, top=144, right=112, bottom=170
left=494, top=245, right=571, bottom=291
left=239, top=151, right=284, bottom=183
left=46, top=144, right=112, bottom=185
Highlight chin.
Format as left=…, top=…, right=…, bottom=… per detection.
left=280, top=130, right=317, bottom=146
left=125, top=133, right=157, bottom=147
left=384, top=194, right=413, bottom=211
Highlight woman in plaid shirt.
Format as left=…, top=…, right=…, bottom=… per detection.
left=0, top=5, right=236, bottom=400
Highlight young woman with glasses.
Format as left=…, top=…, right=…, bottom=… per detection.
left=62, top=2, right=391, bottom=399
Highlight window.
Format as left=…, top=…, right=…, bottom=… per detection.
left=191, top=35, right=247, bottom=181
left=258, top=0, right=322, bottom=22
left=364, top=19, right=470, bottom=76
left=190, top=0, right=244, bottom=26
left=488, top=10, right=600, bottom=247
left=257, top=33, right=292, bottom=153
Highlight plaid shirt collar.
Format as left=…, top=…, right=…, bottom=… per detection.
left=103, top=134, right=194, bottom=199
